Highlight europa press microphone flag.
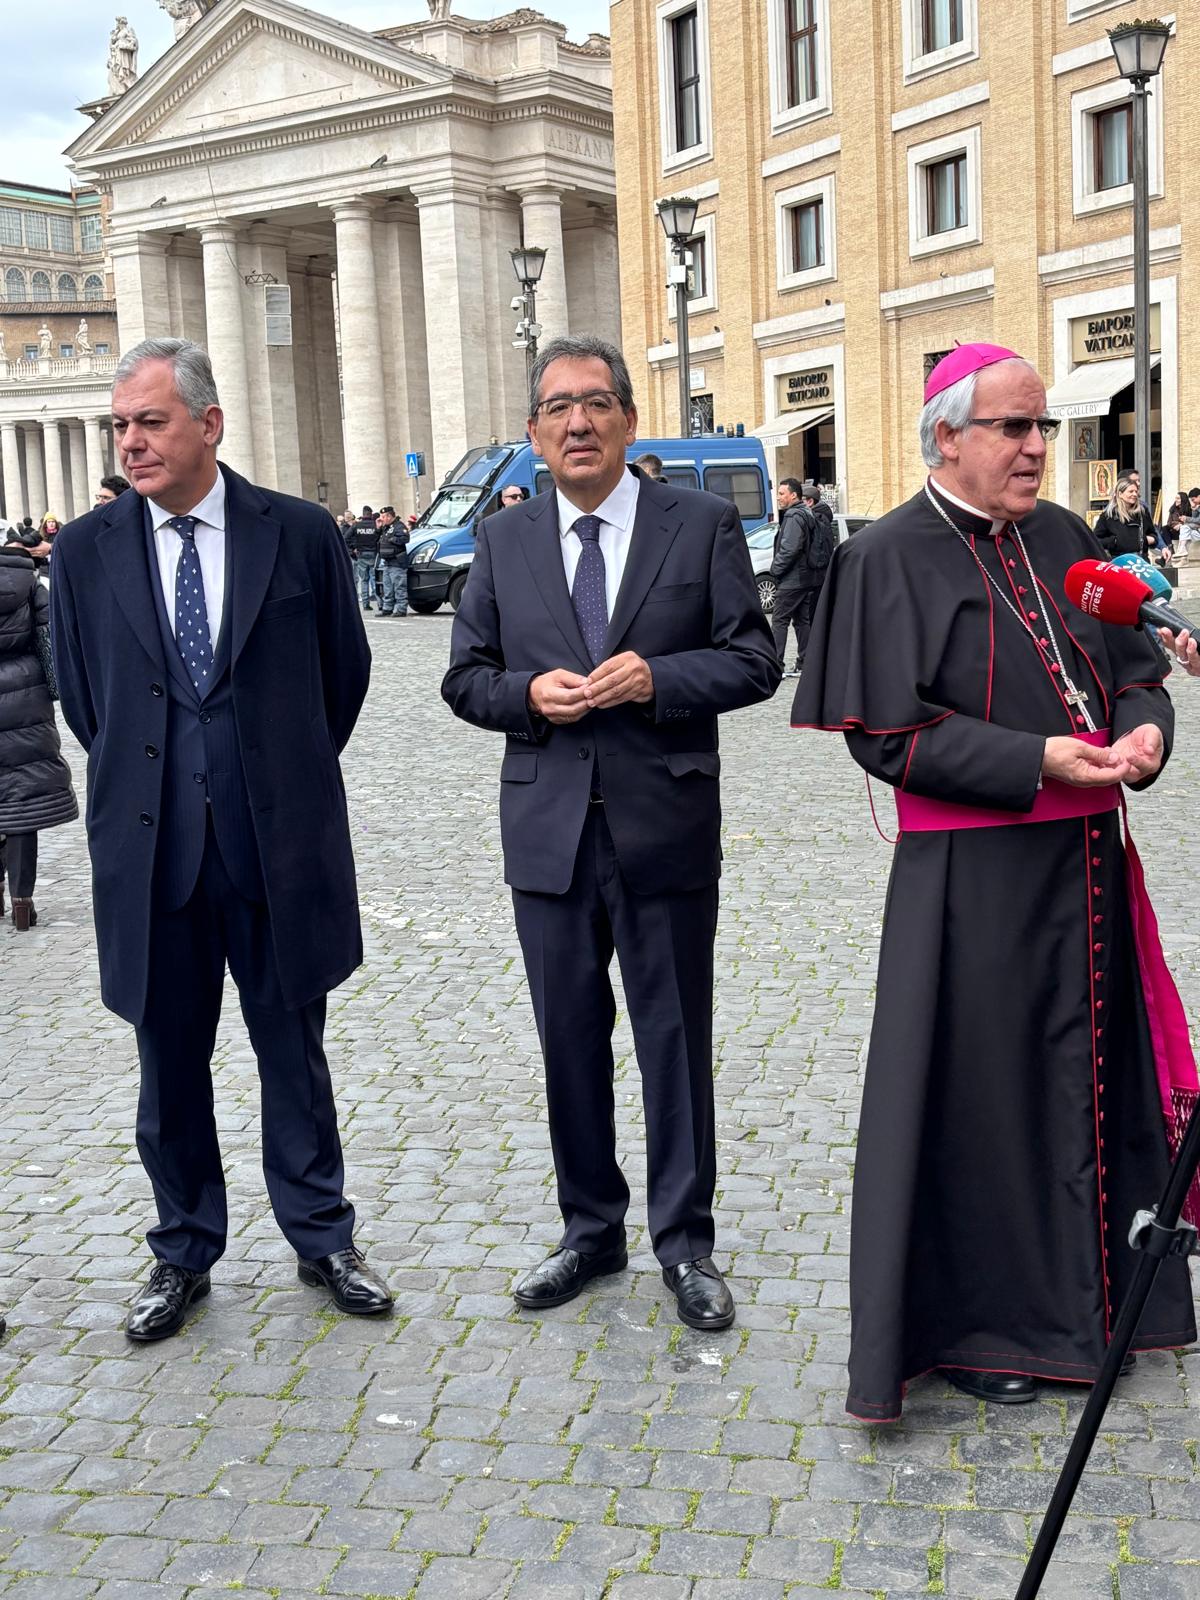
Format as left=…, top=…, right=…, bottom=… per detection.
left=1064, top=558, right=1200, bottom=639
left=1111, top=551, right=1176, bottom=602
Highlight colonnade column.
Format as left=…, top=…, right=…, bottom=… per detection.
left=84, top=416, right=106, bottom=499
left=1, top=423, right=25, bottom=524
left=245, top=223, right=301, bottom=496
left=516, top=185, right=570, bottom=346
left=306, top=264, right=347, bottom=515
left=23, top=427, right=46, bottom=520
left=42, top=420, right=67, bottom=522
left=328, top=199, right=391, bottom=510
left=109, top=233, right=171, bottom=350
left=413, top=183, right=492, bottom=483
left=68, top=424, right=88, bottom=520
left=198, top=222, right=256, bottom=479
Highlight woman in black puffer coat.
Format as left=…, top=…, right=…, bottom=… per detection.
left=0, top=548, right=78, bottom=930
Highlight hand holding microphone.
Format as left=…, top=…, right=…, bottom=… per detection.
left=1065, top=557, right=1200, bottom=675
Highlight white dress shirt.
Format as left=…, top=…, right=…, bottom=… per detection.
left=555, top=468, right=641, bottom=617
left=146, top=471, right=227, bottom=638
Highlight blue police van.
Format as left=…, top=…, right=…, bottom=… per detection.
left=405, top=434, right=772, bottom=613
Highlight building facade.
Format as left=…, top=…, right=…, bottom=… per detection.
left=611, top=0, right=1198, bottom=518
left=62, top=0, right=620, bottom=512
left=0, top=182, right=120, bottom=524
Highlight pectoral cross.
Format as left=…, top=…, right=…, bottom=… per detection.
left=1064, top=683, right=1089, bottom=708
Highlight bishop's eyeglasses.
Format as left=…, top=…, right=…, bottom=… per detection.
left=967, top=415, right=1062, bottom=442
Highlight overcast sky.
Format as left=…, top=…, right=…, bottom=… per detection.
left=9, top=0, right=610, bottom=191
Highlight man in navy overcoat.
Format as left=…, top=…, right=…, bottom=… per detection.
left=51, top=338, right=393, bottom=1340
left=443, top=335, right=780, bottom=1330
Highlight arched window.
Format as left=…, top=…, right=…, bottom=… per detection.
left=57, top=273, right=77, bottom=301
left=30, top=271, right=51, bottom=301
left=83, top=274, right=104, bottom=301
left=4, top=266, right=24, bottom=302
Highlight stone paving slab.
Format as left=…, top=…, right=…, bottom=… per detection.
left=0, top=611, right=1197, bottom=1597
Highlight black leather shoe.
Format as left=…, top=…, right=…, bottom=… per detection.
left=125, top=1263, right=211, bottom=1343
left=513, top=1244, right=628, bottom=1309
left=297, top=1245, right=394, bottom=1315
left=663, top=1258, right=736, bottom=1331
left=942, top=1367, right=1037, bottom=1404
left=1120, top=1352, right=1137, bottom=1377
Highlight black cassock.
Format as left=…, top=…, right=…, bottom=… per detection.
left=792, top=482, right=1197, bottom=1422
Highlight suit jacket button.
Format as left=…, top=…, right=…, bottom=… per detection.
left=144, top=744, right=159, bottom=758
left=578, top=746, right=590, bottom=759
left=139, top=812, right=153, bottom=826
left=193, top=772, right=206, bottom=784
left=150, top=683, right=163, bottom=697
left=199, top=712, right=212, bottom=724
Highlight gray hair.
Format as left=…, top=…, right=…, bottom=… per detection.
left=113, top=337, right=220, bottom=418
left=918, top=357, right=1039, bottom=467
left=528, top=334, right=634, bottom=419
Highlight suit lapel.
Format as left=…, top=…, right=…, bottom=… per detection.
left=97, top=491, right=167, bottom=673
left=224, top=465, right=281, bottom=668
left=605, top=478, right=684, bottom=655
left=518, top=491, right=592, bottom=672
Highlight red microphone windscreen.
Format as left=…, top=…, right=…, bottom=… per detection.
left=1064, top=559, right=1152, bottom=627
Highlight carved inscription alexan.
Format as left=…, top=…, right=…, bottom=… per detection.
left=546, top=127, right=614, bottom=164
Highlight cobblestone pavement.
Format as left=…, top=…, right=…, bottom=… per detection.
left=1, top=611, right=1198, bottom=1600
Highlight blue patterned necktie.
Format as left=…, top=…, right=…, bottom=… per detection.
left=571, top=514, right=608, bottom=665
left=169, top=515, right=213, bottom=694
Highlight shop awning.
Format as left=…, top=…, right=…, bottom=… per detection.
left=751, top=405, right=834, bottom=447
left=1045, top=355, right=1159, bottom=421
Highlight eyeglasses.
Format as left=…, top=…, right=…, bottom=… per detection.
left=500, top=492, right=523, bottom=503
left=968, top=415, right=1062, bottom=442
left=533, top=390, right=623, bottom=421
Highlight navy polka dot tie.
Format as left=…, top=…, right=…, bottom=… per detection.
left=571, top=515, right=607, bottom=666
left=169, top=515, right=213, bottom=694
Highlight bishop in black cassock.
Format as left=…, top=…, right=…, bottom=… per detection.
left=792, top=345, right=1197, bottom=1421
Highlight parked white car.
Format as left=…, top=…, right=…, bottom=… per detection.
left=747, top=514, right=875, bottom=612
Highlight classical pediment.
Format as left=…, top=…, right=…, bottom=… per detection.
left=68, top=0, right=453, bottom=160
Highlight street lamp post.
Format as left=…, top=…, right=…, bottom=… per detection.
left=1108, top=19, right=1170, bottom=508
left=656, top=195, right=700, bottom=437
left=509, top=245, right=547, bottom=390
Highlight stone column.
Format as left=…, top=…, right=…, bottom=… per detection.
left=41, top=420, right=67, bottom=521
left=84, top=416, right=106, bottom=496
left=109, top=233, right=171, bottom=350
left=67, top=423, right=88, bottom=520
left=591, top=208, right=622, bottom=348
left=198, top=222, right=255, bottom=479
left=328, top=198, right=391, bottom=510
left=392, top=211, right=434, bottom=517
left=306, top=263, right=347, bottom=515
left=480, top=190, right=528, bottom=439
left=245, top=223, right=301, bottom=495
left=1, top=422, right=25, bottom=524
left=413, top=183, right=492, bottom=482
left=23, top=426, right=46, bottom=519
left=517, top=186, right=570, bottom=346
left=166, top=240, right=208, bottom=347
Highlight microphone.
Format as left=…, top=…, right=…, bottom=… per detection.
left=1111, top=552, right=1174, bottom=603
left=1065, top=559, right=1199, bottom=640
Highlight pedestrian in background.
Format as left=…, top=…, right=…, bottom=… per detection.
left=51, top=337, right=391, bottom=1343
left=444, top=333, right=779, bottom=1332
left=348, top=505, right=380, bottom=610
left=768, top=477, right=817, bottom=676
left=1093, top=471, right=1156, bottom=561
left=499, top=485, right=529, bottom=507
left=375, top=505, right=409, bottom=616
left=95, top=475, right=131, bottom=506
left=0, top=544, right=78, bottom=930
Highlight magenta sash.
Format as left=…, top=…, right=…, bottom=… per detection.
left=893, top=729, right=1200, bottom=1225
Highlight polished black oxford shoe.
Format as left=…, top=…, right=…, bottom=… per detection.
left=298, top=1245, right=394, bottom=1315
left=663, top=1258, right=736, bottom=1331
left=125, top=1262, right=211, bottom=1343
left=942, top=1367, right=1037, bottom=1404
left=513, top=1243, right=628, bottom=1309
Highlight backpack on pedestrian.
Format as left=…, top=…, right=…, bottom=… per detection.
left=807, top=514, right=834, bottom=573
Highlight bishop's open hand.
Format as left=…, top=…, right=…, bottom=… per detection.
left=1041, top=736, right=1135, bottom=787
left=1108, top=722, right=1164, bottom=782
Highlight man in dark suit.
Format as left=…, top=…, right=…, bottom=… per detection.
left=51, top=338, right=393, bottom=1341
left=442, top=335, right=780, bottom=1330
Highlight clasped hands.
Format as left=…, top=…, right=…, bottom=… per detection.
left=528, top=652, right=654, bottom=725
left=1042, top=723, right=1163, bottom=788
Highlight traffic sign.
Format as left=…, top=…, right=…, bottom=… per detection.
left=405, top=451, right=425, bottom=478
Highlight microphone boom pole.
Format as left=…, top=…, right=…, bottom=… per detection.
left=1016, top=1099, right=1200, bottom=1598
